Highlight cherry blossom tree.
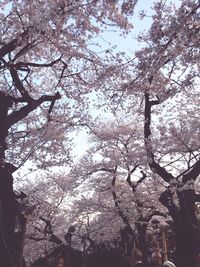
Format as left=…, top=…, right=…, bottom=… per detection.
left=1, top=1, right=199, bottom=266
left=106, top=1, right=200, bottom=266
left=86, top=1, right=200, bottom=266
left=68, top=117, right=169, bottom=259
left=12, top=170, right=75, bottom=265
left=0, top=0, right=139, bottom=265
left=140, top=2, right=200, bottom=266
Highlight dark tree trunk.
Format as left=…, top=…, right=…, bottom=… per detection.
left=0, top=91, right=60, bottom=266
left=175, top=190, right=200, bottom=267
left=14, top=215, right=27, bottom=267
left=0, top=165, right=18, bottom=266
left=160, top=189, right=200, bottom=267
left=136, top=222, right=149, bottom=262
left=0, top=94, right=18, bottom=266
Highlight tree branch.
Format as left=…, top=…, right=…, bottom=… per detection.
left=7, top=92, right=61, bottom=128
left=0, top=28, right=30, bottom=58
left=27, top=236, right=48, bottom=242
left=10, top=66, right=31, bottom=101
left=159, top=190, right=180, bottom=223
left=111, top=170, right=133, bottom=228
left=126, top=166, right=147, bottom=194
left=136, top=170, right=147, bottom=186
left=126, top=164, right=139, bottom=187
left=15, top=56, right=62, bottom=69
left=144, top=92, right=174, bottom=182
left=182, top=159, right=200, bottom=183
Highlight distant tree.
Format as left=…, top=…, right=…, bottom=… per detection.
left=68, top=118, right=168, bottom=259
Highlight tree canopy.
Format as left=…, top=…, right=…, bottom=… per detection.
left=0, top=1, right=200, bottom=267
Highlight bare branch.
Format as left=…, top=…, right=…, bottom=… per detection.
left=182, top=159, right=200, bottom=183
left=15, top=56, right=62, bottom=69
left=9, top=66, right=31, bottom=101
left=7, top=92, right=61, bottom=128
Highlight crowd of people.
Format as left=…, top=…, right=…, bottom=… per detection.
left=51, top=246, right=200, bottom=267
left=131, top=247, right=200, bottom=267
left=54, top=248, right=172, bottom=267
left=131, top=248, right=175, bottom=267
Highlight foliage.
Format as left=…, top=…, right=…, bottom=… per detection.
left=1, top=0, right=200, bottom=266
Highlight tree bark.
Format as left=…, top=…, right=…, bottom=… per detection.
left=144, top=92, right=200, bottom=267
left=160, top=189, right=200, bottom=267
left=0, top=90, right=60, bottom=266
left=0, top=93, right=17, bottom=266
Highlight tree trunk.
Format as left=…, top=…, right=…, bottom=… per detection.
left=0, top=165, right=18, bottom=266
left=175, top=190, right=200, bottom=267
left=160, top=189, right=200, bottom=267
left=0, top=89, right=60, bottom=265
left=0, top=95, right=18, bottom=266
left=136, top=222, right=149, bottom=262
left=14, top=215, right=27, bottom=267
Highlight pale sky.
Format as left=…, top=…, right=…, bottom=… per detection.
left=95, top=0, right=181, bottom=56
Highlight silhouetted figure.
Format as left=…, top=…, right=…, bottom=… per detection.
left=148, top=250, right=162, bottom=267
left=132, top=248, right=146, bottom=267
